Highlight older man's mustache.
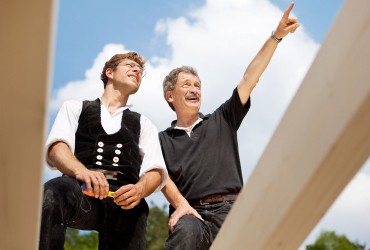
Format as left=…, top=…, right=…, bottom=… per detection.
left=185, top=93, right=200, bottom=100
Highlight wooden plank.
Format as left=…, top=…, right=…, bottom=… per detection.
left=0, top=0, right=56, bottom=249
left=211, top=0, right=370, bottom=249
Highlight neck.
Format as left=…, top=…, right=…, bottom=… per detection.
left=176, top=113, right=199, bottom=128
left=100, top=88, right=129, bottom=113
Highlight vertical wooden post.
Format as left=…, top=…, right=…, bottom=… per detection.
left=0, top=0, right=56, bottom=249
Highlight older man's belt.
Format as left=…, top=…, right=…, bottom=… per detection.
left=190, top=193, right=239, bottom=206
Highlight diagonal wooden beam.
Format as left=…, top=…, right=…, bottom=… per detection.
left=211, top=0, right=370, bottom=249
left=0, top=0, right=56, bottom=249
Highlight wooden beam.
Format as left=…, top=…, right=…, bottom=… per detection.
left=0, top=0, right=56, bottom=249
left=211, top=0, right=370, bottom=249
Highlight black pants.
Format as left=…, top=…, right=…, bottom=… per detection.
left=164, top=201, right=234, bottom=250
left=39, top=176, right=148, bottom=250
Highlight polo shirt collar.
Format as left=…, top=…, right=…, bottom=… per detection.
left=168, top=112, right=209, bottom=131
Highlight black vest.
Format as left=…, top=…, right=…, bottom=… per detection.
left=74, top=99, right=142, bottom=184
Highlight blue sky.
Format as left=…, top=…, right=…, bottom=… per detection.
left=47, top=0, right=370, bottom=247
left=52, top=0, right=342, bottom=91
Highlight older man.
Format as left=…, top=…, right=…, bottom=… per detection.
left=159, top=3, right=299, bottom=249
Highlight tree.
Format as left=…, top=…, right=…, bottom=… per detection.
left=64, top=228, right=98, bottom=250
left=306, top=230, right=367, bottom=250
left=146, top=202, right=169, bottom=250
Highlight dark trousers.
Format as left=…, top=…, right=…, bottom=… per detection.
left=164, top=201, right=234, bottom=250
left=39, top=176, right=148, bottom=250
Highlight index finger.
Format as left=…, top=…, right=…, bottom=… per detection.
left=193, top=210, right=204, bottom=221
left=282, top=2, right=294, bottom=20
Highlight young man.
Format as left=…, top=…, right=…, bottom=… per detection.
left=159, top=3, right=299, bottom=249
left=39, top=52, right=168, bottom=250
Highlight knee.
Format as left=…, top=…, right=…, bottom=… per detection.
left=166, top=215, right=206, bottom=249
left=42, top=177, right=73, bottom=209
left=173, top=214, right=203, bottom=236
left=42, top=181, right=61, bottom=210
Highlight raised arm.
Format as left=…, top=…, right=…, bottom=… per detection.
left=237, top=2, right=300, bottom=105
left=162, top=177, right=203, bottom=232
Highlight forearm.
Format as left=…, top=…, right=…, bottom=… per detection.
left=136, top=169, right=162, bottom=198
left=245, top=37, right=278, bottom=85
left=162, top=177, right=189, bottom=208
left=48, top=141, right=86, bottom=177
left=49, top=141, right=110, bottom=199
left=162, top=178, right=203, bottom=230
left=238, top=2, right=299, bottom=104
left=237, top=36, right=278, bottom=103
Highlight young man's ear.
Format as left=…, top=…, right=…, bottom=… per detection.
left=165, top=91, right=173, bottom=103
left=105, top=68, right=113, bottom=80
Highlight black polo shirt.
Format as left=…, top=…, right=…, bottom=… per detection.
left=159, top=88, right=251, bottom=201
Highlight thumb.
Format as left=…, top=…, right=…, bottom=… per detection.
left=287, top=23, right=300, bottom=33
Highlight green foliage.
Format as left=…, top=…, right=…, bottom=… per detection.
left=306, top=230, right=366, bottom=250
left=146, top=202, right=169, bottom=250
left=64, top=228, right=98, bottom=250
left=63, top=202, right=169, bottom=250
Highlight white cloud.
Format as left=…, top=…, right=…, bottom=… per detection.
left=47, top=0, right=370, bottom=247
left=49, top=44, right=128, bottom=112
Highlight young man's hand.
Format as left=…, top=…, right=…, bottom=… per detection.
left=113, top=183, right=143, bottom=209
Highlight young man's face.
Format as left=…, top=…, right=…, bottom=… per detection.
left=167, top=72, right=202, bottom=115
left=107, top=59, right=144, bottom=94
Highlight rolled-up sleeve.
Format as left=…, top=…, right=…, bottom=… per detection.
left=139, top=115, right=168, bottom=191
left=45, top=100, right=82, bottom=168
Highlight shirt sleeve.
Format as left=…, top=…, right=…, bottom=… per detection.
left=138, top=115, right=168, bottom=192
left=45, top=100, right=82, bottom=168
left=218, top=88, right=251, bottom=131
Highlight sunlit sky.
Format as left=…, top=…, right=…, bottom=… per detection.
left=45, top=0, right=369, bottom=247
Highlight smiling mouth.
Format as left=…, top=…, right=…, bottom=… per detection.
left=185, top=95, right=199, bottom=102
left=128, top=75, right=138, bottom=82
left=187, top=98, right=198, bottom=101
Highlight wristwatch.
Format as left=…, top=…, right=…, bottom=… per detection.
left=271, top=31, right=283, bottom=43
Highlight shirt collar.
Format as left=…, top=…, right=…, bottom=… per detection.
left=169, top=112, right=209, bottom=131
left=98, top=97, right=132, bottom=113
